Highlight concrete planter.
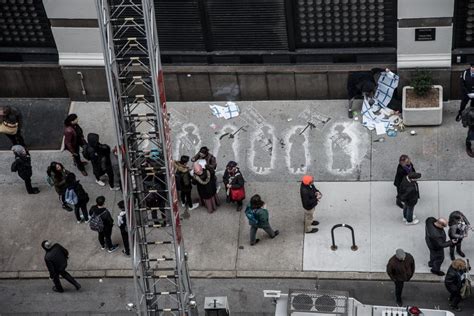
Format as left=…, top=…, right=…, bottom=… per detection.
left=402, top=85, right=443, bottom=126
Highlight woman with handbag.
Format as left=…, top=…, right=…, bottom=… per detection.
left=223, top=161, right=245, bottom=212
left=445, top=258, right=471, bottom=311
left=64, top=114, right=88, bottom=176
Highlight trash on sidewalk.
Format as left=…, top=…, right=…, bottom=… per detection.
left=361, top=71, right=403, bottom=135
left=209, top=101, right=240, bottom=120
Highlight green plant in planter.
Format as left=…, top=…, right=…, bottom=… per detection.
left=411, top=70, right=433, bottom=97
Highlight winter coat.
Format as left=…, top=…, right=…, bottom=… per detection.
left=47, top=168, right=70, bottom=194
left=393, top=163, right=416, bottom=189
left=11, top=154, right=32, bottom=180
left=347, top=68, right=385, bottom=98
left=425, top=217, right=452, bottom=250
left=89, top=206, right=114, bottom=228
left=192, top=169, right=216, bottom=200
left=247, top=206, right=270, bottom=228
left=223, top=168, right=245, bottom=190
left=66, top=180, right=89, bottom=205
left=300, top=183, right=320, bottom=210
left=174, top=161, right=192, bottom=192
left=460, top=68, right=474, bottom=96
left=398, top=177, right=420, bottom=207
left=87, top=133, right=112, bottom=175
left=192, top=153, right=217, bottom=171
left=43, top=243, right=69, bottom=277
left=445, top=266, right=467, bottom=293
left=64, top=124, right=85, bottom=153
left=448, top=211, right=470, bottom=240
left=386, top=253, right=415, bottom=282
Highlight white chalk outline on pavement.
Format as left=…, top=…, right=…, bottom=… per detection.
left=174, top=123, right=202, bottom=160
left=325, top=121, right=367, bottom=175
left=214, top=124, right=240, bottom=166
left=284, top=125, right=310, bottom=174
left=248, top=124, right=276, bottom=175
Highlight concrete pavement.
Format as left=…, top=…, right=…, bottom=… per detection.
left=0, top=99, right=473, bottom=282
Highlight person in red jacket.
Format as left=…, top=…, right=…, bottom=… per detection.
left=64, top=114, right=87, bottom=176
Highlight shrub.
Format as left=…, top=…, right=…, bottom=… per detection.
left=411, top=70, right=433, bottom=97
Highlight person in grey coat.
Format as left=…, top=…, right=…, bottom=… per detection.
left=42, top=240, right=81, bottom=293
left=448, top=210, right=470, bottom=260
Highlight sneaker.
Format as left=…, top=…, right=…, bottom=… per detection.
left=456, top=113, right=462, bottom=122
left=28, top=188, right=40, bottom=194
left=348, top=110, right=353, bottom=119
left=181, top=202, right=185, bottom=208
left=311, top=221, right=320, bottom=226
left=75, top=284, right=81, bottom=291
left=271, top=230, right=280, bottom=238
left=405, top=218, right=419, bottom=225
left=250, top=239, right=260, bottom=246
left=84, top=219, right=90, bottom=224
left=109, top=186, right=120, bottom=191
left=76, top=220, right=82, bottom=224
left=431, top=269, right=445, bottom=276
left=403, top=215, right=417, bottom=222
left=306, top=228, right=319, bottom=234
left=101, top=246, right=106, bottom=251
left=108, top=245, right=119, bottom=253
left=189, top=203, right=199, bottom=211
left=96, top=180, right=106, bottom=186
left=122, top=249, right=130, bottom=256
left=52, top=286, right=63, bottom=293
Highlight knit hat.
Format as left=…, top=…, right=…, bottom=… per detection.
left=396, top=248, right=406, bottom=261
left=193, top=162, right=203, bottom=175
left=11, top=145, right=27, bottom=156
left=302, top=175, right=313, bottom=185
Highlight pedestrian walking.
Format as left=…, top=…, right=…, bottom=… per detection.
left=445, top=259, right=470, bottom=312
left=386, top=249, right=415, bottom=306
left=191, top=146, right=217, bottom=171
left=64, top=173, right=89, bottom=224
left=398, top=172, right=421, bottom=225
left=117, top=200, right=130, bottom=256
left=461, top=105, right=474, bottom=157
left=448, top=210, right=470, bottom=261
left=456, top=64, right=474, bottom=122
left=0, top=105, right=26, bottom=147
left=393, top=155, right=416, bottom=209
left=425, top=217, right=456, bottom=276
left=245, top=194, right=279, bottom=246
left=41, top=240, right=81, bottom=293
left=300, top=175, right=322, bottom=234
left=10, top=145, right=39, bottom=194
left=223, top=161, right=245, bottom=212
left=64, top=113, right=88, bottom=176
left=174, top=155, right=198, bottom=210
left=84, top=133, right=119, bottom=190
left=191, top=162, right=219, bottom=213
left=89, top=196, right=119, bottom=253
left=46, top=162, right=72, bottom=211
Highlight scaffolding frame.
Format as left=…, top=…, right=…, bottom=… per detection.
left=95, top=0, right=196, bottom=314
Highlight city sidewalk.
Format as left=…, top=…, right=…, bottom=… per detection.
left=0, top=100, right=472, bottom=281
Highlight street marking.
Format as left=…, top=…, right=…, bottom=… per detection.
left=284, top=125, right=310, bottom=174
left=248, top=124, right=276, bottom=175
left=174, top=123, right=202, bottom=160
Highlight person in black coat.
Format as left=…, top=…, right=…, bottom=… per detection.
left=117, top=200, right=130, bottom=256
left=41, top=240, right=80, bottom=292
left=393, top=154, right=415, bottom=209
left=456, top=64, right=474, bottom=122
left=65, top=173, right=89, bottom=223
left=223, top=161, right=245, bottom=212
left=89, top=196, right=119, bottom=253
left=174, top=155, right=198, bottom=210
left=448, top=210, right=470, bottom=260
left=85, top=133, right=118, bottom=190
left=347, top=67, right=387, bottom=118
left=300, top=175, right=322, bottom=234
left=398, top=172, right=421, bottom=225
left=445, top=259, right=470, bottom=311
left=425, top=217, right=456, bottom=276
left=10, top=145, right=39, bottom=194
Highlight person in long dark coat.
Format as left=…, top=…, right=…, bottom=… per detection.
left=65, top=173, right=89, bottom=223
left=425, top=217, right=456, bottom=276
left=386, top=249, right=415, bottom=307
left=445, top=259, right=470, bottom=312
left=10, top=145, right=39, bottom=194
left=398, top=172, right=421, bottom=225
left=192, top=162, right=219, bottom=213
left=223, top=161, right=245, bottom=212
left=85, top=133, right=118, bottom=190
left=64, top=113, right=87, bottom=176
left=41, top=240, right=81, bottom=293
left=393, top=154, right=416, bottom=209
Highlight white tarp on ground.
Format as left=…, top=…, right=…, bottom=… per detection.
left=209, top=101, right=240, bottom=120
left=361, top=71, right=401, bottom=134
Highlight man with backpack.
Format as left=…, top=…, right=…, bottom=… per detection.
left=84, top=133, right=119, bottom=190
left=461, top=106, right=474, bottom=157
left=245, top=194, right=279, bottom=246
left=89, top=196, right=119, bottom=253
left=64, top=173, right=89, bottom=224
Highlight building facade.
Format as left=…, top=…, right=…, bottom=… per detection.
left=0, top=0, right=472, bottom=101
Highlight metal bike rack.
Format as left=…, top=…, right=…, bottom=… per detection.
left=330, top=224, right=358, bottom=251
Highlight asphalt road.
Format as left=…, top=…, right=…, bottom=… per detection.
left=1, top=278, right=473, bottom=315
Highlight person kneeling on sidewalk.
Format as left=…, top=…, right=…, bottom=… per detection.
left=245, top=194, right=279, bottom=246
left=300, top=175, right=322, bottom=234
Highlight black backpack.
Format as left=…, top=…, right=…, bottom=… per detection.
left=82, top=143, right=97, bottom=161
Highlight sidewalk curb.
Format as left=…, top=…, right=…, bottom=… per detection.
left=0, top=270, right=446, bottom=282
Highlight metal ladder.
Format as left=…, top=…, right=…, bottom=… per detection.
left=95, top=0, right=196, bottom=314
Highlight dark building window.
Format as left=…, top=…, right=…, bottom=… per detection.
left=453, top=0, right=474, bottom=48
left=0, top=0, right=58, bottom=62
